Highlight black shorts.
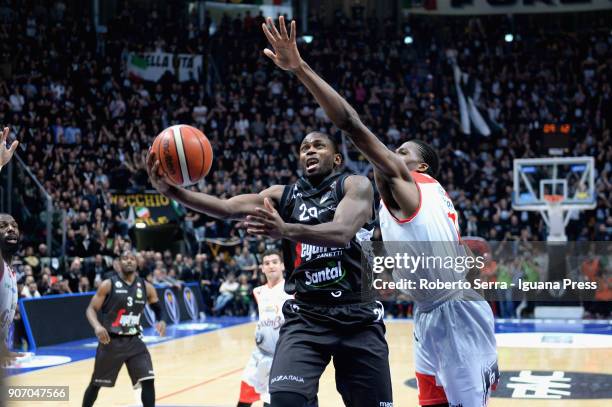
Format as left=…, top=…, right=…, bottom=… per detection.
left=91, top=334, right=154, bottom=388
left=270, top=299, right=393, bottom=407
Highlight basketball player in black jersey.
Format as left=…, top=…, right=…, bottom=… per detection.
left=147, top=117, right=392, bottom=406
left=82, top=251, right=166, bottom=407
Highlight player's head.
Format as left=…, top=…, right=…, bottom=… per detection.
left=261, top=249, right=284, bottom=285
left=118, top=250, right=137, bottom=275
left=299, top=132, right=342, bottom=179
left=395, top=140, right=439, bottom=177
left=0, top=213, right=20, bottom=257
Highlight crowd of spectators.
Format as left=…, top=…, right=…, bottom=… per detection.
left=0, top=2, right=610, bottom=319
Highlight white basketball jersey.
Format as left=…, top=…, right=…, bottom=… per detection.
left=254, top=281, right=292, bottom=355
left=379, top=172, right=467, bottom=311
left=0, top=262, right=18, bottom=345
left=379, top=172, right=460, bottom=242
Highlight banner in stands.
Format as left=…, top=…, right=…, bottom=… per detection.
left=19, top=283, right=203, bottom=350
left=406, top=0, right=612, bottom=15
left=111, top=193, right=181, bottom=227
left=127, top=52, right=202, bottom=82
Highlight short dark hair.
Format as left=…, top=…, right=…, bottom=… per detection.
left=262, top=249, right=282, bottom=261
left=411, top=140, right=440, bottom=177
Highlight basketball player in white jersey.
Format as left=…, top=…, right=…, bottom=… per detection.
left=0, top=126, right=20, bottom=369
left=237, top=250, right=292, bottom=407
left=263, top=17, right=498, bottom=407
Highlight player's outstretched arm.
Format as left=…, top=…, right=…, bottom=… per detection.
left=146, top=152, right=284, bottom=220
left=0, top=127, right=19, bottom=173
left=262, top=16, right=410, bottom=182
left=145, top=281, right=166, bottom=337
left=86, top=279, right=111, bottom=345
left=246, top=175, right=373, bottom=247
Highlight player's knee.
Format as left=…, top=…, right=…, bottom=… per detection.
left=270, top=391, right=308, bottom=407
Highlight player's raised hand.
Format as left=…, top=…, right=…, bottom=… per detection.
left=262, top=16, right=302, bottom=72
left=145, top=150, right=171, bottom=194
left=0, top=127, right=19, bottom=170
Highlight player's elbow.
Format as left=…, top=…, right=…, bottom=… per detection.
left=336, top=107, right=361, bottom=133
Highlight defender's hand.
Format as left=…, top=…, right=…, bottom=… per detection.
left=95, top=326, right=111, bottom=345
left=146, top=150, right=171, bottom=195
left=262, top=16, right=302, bottom=72
left=0, top=127, right=18, bottom=169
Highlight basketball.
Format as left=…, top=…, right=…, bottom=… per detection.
left=151, top=125, right=213, bottom=186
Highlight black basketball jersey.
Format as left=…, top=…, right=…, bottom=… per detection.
left=278, top=172, right=374, bottom=304
left=101, top=274, right=147, bottom=335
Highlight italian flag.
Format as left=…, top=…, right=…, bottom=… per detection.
left=127, top=54, right=148, bottom=81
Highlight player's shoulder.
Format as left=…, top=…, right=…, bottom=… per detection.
left=343, top=174, right=373, bottom=195
left=410, top=171, right=439, bottom=185
left=98, top=278, right=113, bottom=293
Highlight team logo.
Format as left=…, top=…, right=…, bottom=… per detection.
left=183, top=287, right=199, bottom=321
left=143, top=303, right=156, bottom=325
left=304, top=261, right=346, bottom=287
left=406, top=371, right=612, bottom=399
left=115, top=281, right=123, bottom=288
left=164, top=289, right=181, bottom=324
left=136, top=288, right=143, bottom=299
left=137, top=282, right=142, bottom=287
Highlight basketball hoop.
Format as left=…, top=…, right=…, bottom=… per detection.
left=542, top=194, right=566, bottom=242
left=543, top=194, right=564, bottom=205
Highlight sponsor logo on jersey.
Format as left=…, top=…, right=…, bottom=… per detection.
left=183, top=287, right=199, bottom=320
left=111, top=309, right=141, bottom=327
left=115, top=281, right=123, bottom=288
left=299, top=243, right=347, bottom=262
left=304, top=261, right=346, bottom=287
left=136, top=288, right=143, bottom=299
left=164, top=289, right=181, bottom=324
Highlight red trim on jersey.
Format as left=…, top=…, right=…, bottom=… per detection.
left=294, top=242, right=302, bottom=268
left=238, top=380, right=260, bottom=403
left=381, top=180, right=422, bottom=224
left=415, top=372, right=448, bottom=405
left=410, top=171, right=438, bottom=184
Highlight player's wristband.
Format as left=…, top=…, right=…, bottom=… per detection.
left=150, top=301, right=163, bottom=321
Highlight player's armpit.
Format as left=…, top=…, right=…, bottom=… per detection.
left=385, top=174, right=421, bottom=221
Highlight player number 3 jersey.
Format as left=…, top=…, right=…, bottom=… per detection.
left=101, top=275, right=147, bottom=336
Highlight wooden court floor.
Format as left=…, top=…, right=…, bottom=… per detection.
left=5, top=321, right=611, bottom=407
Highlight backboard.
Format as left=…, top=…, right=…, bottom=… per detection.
left=512, top=157, right=596, bottom=241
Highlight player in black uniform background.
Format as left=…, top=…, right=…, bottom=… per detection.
left=147, top=112, right=392, bottom=406
left=82, top=250, right=166, bottom=407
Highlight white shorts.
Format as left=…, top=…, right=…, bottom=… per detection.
left=414, top=300, right=499, bottom=407
left=240, top=347, right=274, bottom=404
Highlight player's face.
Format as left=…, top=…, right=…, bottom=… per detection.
left=119, top=252, right=137, bottom=274
left=0, top=214, right=20, bottom=255
left=395, top=141, right=429, bottom=173
left=262, top=254, right=283, bottom=280
left=299, top=133, right=341, bottom=178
